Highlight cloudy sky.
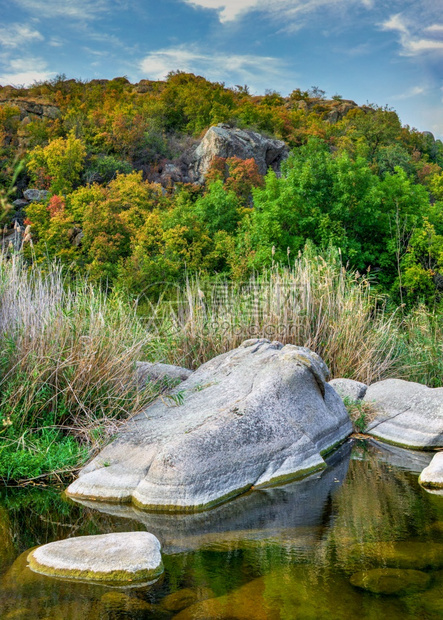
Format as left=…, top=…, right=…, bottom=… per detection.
left=0, top=0, right=442, bottom=137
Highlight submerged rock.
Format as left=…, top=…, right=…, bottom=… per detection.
left=364, top=379, right=443, bottom=449
left=419, top=452, right=443, bottom=489
left=350, top=568, right=431, bottom=595
left=348, top=541, right=443, bottom=570
left=67, top=339, right=352, bottom=511
left=329, top=378, right=367, bottom=401
left=160, top=587, right=214, bottom=612
left=27, top=532, right=163, bottom=584
left=174, top=567, right=397, bottom=620
left=403, top=569, right=443, bottom=617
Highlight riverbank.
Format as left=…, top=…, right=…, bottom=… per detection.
left=1, top=250, right=443, bottom=483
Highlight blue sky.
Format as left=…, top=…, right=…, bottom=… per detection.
left=0, top=0, right=442, bottom=137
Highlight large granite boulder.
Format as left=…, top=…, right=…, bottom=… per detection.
left=67, top=339, right=352, bottom=511
left=364, top=379, right=443, bottom=449
left=419, top=452, right=443, bottom=489
left=189, top=124, right=289, bottom=183
left=27, top=532, right=163, bottom=584
left=70, top=442, right=352, bottom=554
left=23, top=189, right=50, bottom=202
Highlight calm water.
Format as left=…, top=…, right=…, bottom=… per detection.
left=1, top=439, right=442, bottom=619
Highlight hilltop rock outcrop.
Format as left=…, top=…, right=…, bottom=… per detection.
left=188, top=124, right=289, bottom=183
left=0, top=98, right=60, bottom=121
left=67, top=339, right=352, bottom=511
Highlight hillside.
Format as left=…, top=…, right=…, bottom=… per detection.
left=1, top=72, right=443, bottom=304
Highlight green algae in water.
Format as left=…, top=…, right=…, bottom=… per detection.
left=0, top=440, right=443, bottom=619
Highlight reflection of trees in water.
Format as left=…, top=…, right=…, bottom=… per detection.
left=314, top=447, right=433, bottom=574
left=0, top=507, right=15, bottom=572
left=0, top=487, right=146, bottom=563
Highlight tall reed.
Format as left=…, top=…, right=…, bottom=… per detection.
left=143, top=248, right=400, bottom=384
left=0, top=256, right=155, bottom=450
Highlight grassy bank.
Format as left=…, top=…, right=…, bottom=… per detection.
left=0, top=250, right=441, bottom=483
left=0, top=256, right=158, bottom=482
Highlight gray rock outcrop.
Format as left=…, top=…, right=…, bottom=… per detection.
left=23, top=189, right=50, bottom=202
left=27, top=532, right=163, bottom=584
left=329, top=378, right=367, bottom=401
left=364, top=379, right=443, bottom=449
left=419, top=452, right=443, bottom=489
left=0, top=99, right=60, bottom=121
left=189, top=124, right=289, bottom=183
left=67, top=339, right=352, bottom=511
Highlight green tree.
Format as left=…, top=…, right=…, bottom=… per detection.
left=27, top=131, right=86, bottom=194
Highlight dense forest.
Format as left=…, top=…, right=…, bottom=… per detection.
left=1, top=72, right=443, bottom=306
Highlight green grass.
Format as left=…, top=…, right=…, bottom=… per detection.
left=0, top=428, right=88, bottom=483
left=1, top=250, right=443, bottom=484
left=0, top=256, right=161, bottom=482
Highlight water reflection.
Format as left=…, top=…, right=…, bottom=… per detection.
left=0, top=440, right=442, bottom=619
left=71, top=441, right=352, bottom=554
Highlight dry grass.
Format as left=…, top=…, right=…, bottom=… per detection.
left=144, top=249, right=401, bottom=384
left=0, top=256, right=156, bottom=449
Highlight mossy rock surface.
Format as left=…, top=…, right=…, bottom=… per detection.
left=349, top=541, right=443, bottom=570
left=27, top=532, right=163, bottom=585
left=350, top=568, right=431, bottom=595
left=174, top=567, right=400, bottom=620
left=160, top=586, right=214, bottom=612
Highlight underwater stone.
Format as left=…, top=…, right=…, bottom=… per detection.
left=349, top=541, right=443, bottom=570
left=27, top=532, right=163, bottom=584
left=160, top=587, right=214, bottom=612
left=350, top=568, right=431, bottom=595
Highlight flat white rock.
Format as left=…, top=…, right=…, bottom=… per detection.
left=67, top=339, right=352, bottom=511
left=419, top=452, right=443, bottom=489
left=27, top=532, right=163, bottom=584
left=364, top=379, right=443, bottom=449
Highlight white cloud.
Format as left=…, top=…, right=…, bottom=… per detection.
left=425, top=24, right=443, bottom=34
left=182, top=0, right=373, bottom=24
left=381, top=13, right=409, bottom=36
left=381, top=12, right=443, bottom=56
left=390, top=85, right=426, bottom=101
left=0, top=23, right=44, bottom=48
left=12, top=0, right=109, bottom=20
left=0, top=57, right=53, bottom=86
left=139, top=45, right=289, bottom=91
left=183, top=0, right=258, bottom=22
left=48, top=37, right=63, bottom=47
